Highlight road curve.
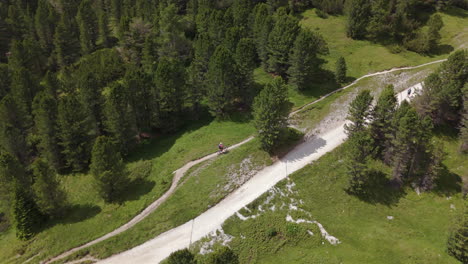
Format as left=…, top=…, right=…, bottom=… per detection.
left=97, top=83, right=421, bottom=264
left=45, top=59, right=442, bottom=264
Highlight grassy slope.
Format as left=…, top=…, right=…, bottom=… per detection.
left=258, top=7, right=468, bottom=109
left=222, top=134, right=467, bottom=264
left=0, top=117, right=255, bottom=263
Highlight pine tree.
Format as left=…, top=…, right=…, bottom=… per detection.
left=32, top=90, right=62, bottom=171
left=0, top=95, right=30, bottom=163
left=207, top=246, right=240, bottom=264
left=104, top=81, right=135, bottom=156
left=253, top=77, right=290, bottom=151
left=346, top=0, right=371, bottom=39
left=167, top=248, right=196, bottom=264
left=158, top=4, right=190, bottom=61
left=57, top=93, right=92, bottom=172
left=335, top=56, right=347, bottom=84
left=0, top=64, right=9, bottom=101
left=267, top=7, right=299, bottom=76
left=288, top=29, right=328, bottom=90
left=13, top=185, right=42, bottom=240
left=53, top=13, right=79, bottom=67
left=346, top=129, right=374, bottom=194
left=96, top=5, right=110, bottom=48
left=460, top=84, right=468, bottom=153
left=206, top=45, right=240, bottom=118
left=253, top=3, right=273, bottom=70
left=10, top=67, right=38, bottom=116
left=426, top=14, right=443, bottom=52
left=77, top=72, right=104, bottom=135
left=344, top=90, right=373, bottom=136
left=370, top=85, right=397, bottom=159
left=34, top=0, right=56, bottom=53
left=0, top=151, right=28, bottom=204
left=76, top=0, right=98, bottom=55
left=154, top=58, right=184, bottom=131
left=31, top=158, right=66, bottom=218
left=234, top=38, right=257, bottom=104
left=447, top=200, right=467, bottom=263
left=90, top=136, right=128, bottom=203
left=123, top=66, right=152, bottom=131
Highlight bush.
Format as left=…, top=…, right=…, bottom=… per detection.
left=206, top=246, right=239, bottom=264
left=167, top=248, right=196, bottom=264
left=315, top=9, right=328, bottom=18
left=267, top=227, right=278, bottom=237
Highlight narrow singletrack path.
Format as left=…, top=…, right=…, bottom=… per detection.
left=45, top=59, right=445, bottom=264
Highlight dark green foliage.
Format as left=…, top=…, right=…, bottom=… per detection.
left=123, top=67, right=153, bottom=131
left=346, top=130, right=374, bottom=194
left=90, top=136, right=128, bottom=203
left=121, top=18, right=152, bottom=64
left=344, top=90, right=373, bottom=136
left=0, top=64, right=9, bottom=100
left=158, top=4, right=191, bottom=61
left=104, top=81, right=136, bottom=156
left=370, top=85, right=397, bottom=160
left=0, top=151, right=28, bottom=202
left=405, top=14, right=444, bottom=54
left=77, top=72, right=104, bottom=134
left=267, top=8, right=299, bottom=76
left=32, top=89, right=62, bottom=171
left=335, top=56, right=347, bottom=84
left=234, top=38, right=257, bottom=104
left=13, top=185, right=42, bottom=240
left=460, top=84, right=468, bottom=153
left=34, top=0, right=57, bottom=54
left=253, top=77, right=290, bottom=151
left=206, top=45, right=240, bottom=118
left=447, top=201, right=468, bottom=263
left=415, top=50, right=468, bottom=125
left=76, top=0, right=98, bottom=55
left=253, top=3, right=273, bottom=70
left=206, top=246, right=239, bottom=264
left=166, top=248, right=196, bottom=264
left=57, top=93, right=92, bottom=172
left=53, top=13, right=80, bottom=68
left=288, top=29, right=328, bottom=90
left=31, top=158, right=66, bottom=218
left=0, top=94, right=30, bottom=163
left=346, top=0, right=371, bottom=39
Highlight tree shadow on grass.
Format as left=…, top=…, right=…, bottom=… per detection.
left=60, top=204, right=102, bottom=224
left=433, top=165, right=462, bottom=197
left=120, top=178, right=156, bottom=202
left=432, top=44, right=454, bottom=56
left=346, top=170, right=406, bottom=207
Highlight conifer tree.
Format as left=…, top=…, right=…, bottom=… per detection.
left=53, top=13, right=79, bottom=67
left=77, top=72, right=104, bottom=135
left=447, top=200, right=468, bottom=263
left=90, top=136, right=128, bottom=203
left=123, top=67, right=152, bottom=131
left=158, top=4, right=190, bottom=61
left=97, top=5, right=110, bottom=48
left=267, top=7, right=299, bottom=76
left=346, top=0, right=371, bottom=39
left=207, top=246, right=240, bottom=264
left=0, top=151, right=28, bottom=203
left=167, top=249, right=196, bottom=264
left=57, top=93, right=92, bottom=172
left=104, top=81, right=135, bottom=156
left=253, top=77, right=290, bottom=151
left=460, top=84, right=468, bottom=153
left=34, top=0, right=56, bottom=53
left=253, top=3, right=273, bottom=70
left=31, top=158, right=66, bottom=218
left=370, top=85, right=397, bottom=159
left=288, top=29, right=328, bottom=90
left=0, top=64, right=9, bottom=101
left=32, top=82, right=62, bottom=171
left=76, top=0, right=98, bottom=55
left=346, top=129, right=374, bottom=194
left=206, top=45, right=240, bottom=118
left=234, top=38, right=257, bottom=104
left=344, top=90, right=373, bottom=136
left=0, top=95, right=29, bottom=163
left=154, top=58, right=184, bottom=131
left=13, top=185, right=42, bottom=240
left=335, top=56, right=347, bottom=84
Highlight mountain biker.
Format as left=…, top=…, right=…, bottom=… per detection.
left=407, top=88, right=411, bottom=96
left=218, top=142, right=224, bottom=153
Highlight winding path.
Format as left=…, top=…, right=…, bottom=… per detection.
left=45, top=59, right=445, bottom=264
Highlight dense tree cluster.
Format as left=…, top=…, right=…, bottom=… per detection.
left=0, top=0, right=331, bottom=239
left=345, top=0, right=458, bottom=54
left=345, top=51, right=468, bottom=195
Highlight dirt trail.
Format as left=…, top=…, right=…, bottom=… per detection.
left=43, top=137, right=253, bottom=264
left=98, top=83, right=420, bottom=264
left=45, top=59, right=444, bottom=264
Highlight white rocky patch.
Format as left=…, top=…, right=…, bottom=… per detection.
left=199, top=227, right=234, bottom=255
left=286, top=215, right=341, bottom=245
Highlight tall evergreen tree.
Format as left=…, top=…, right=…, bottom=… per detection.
left=346, top=129, right=374, bottom=194
left=90, top=136, right=128, bottom=203
left=158, top=4, right=191, bottom=61
left=370, top=85, right=397, bottom=160
left=234, top=38, right=257, bottom=104
left=77, top=72, right=104, bottom=135
left=57, top=93, right=92, bottom=172
left=34, top=0, right=57, bottom=53
left=206, top=45, right=240, bottom=118
left=154, top=58, right=184, bottom=131
left=76, top=0, right=98, bottom=55
left=53, top=13, right=79, bottom=67
left=0, top=151, right=28, bottom=205
left=346, top=0, right=371, bottom=39
left=253, top=3, right=273, bottom=70
left=267, top=7, right=299, bottom=76
left=335, top=56, right=347, bottom=84
left=344, top=90, right=373, bottom=136
left=460, top=84, right=468, bottom=153
left=104, top=81, right=135, bottom=156
left=253, top=77, right=290, bottom=151
left=0, top=64, right=9, bottom=100
left=31, top=158, right=66, bottom=218
left=447, top=200, right=468, bottom=263
left=32, top=90, right=62, bottom=171
left=288, top=29, right=328, bottom=90
left=12, top=185, right=42, bottom=240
